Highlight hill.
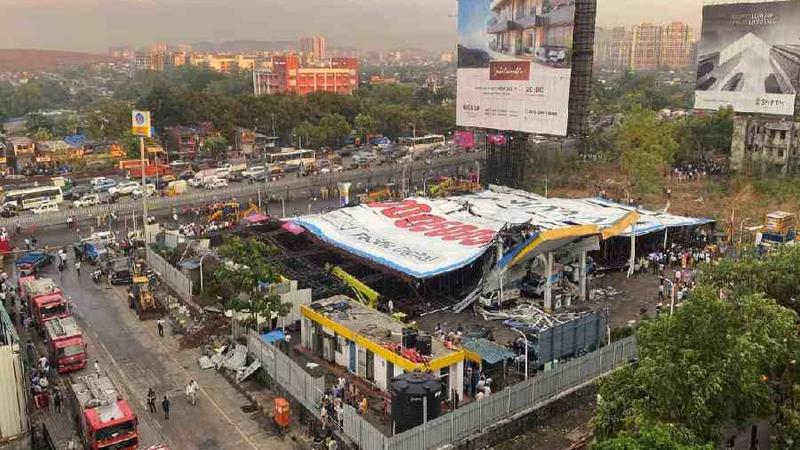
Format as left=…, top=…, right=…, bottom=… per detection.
left=0, top=49, right=113, bottom=72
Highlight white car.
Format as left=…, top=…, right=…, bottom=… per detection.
left=132, top=184, right=157, bottom=199
left=242, top=166, right=266, bottom=178
left=205, top=178, right=228, bottom=189
left=109, top=181, right=140, bottom=197
left=353, top=151, right=377, bottom=164
left=319, top=165, right=344, bottom=174
left=73, top=194, right=100, bottom=208
left=32, top=201, right=59, bottom=215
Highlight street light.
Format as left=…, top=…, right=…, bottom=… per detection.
left=199, top=252, right=214, bottom=292
left=509, top=327, right=528, bottom=380
left=662, top=277, right=676, bottom=316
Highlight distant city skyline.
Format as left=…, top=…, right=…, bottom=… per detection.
left=2, top=0, right=703, bottom=54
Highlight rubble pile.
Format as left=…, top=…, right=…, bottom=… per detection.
left=180, top=315, right=230, bottom=349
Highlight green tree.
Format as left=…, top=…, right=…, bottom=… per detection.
left=594, top=286, right=800, bottom=444
left=592, top=423, right=713, bottom=450
left=354, top=112, right=377, bottom=143
left=211, top=237, right=290, bottom=327
left=203, top=135, right=229, bottom=161
left=318, top=113, right=352, bottom=148
left=616, top=109, right=677, bottom=195
left=84, top=99, right=132, bottom=140
left=675, top=108, right=733, bottom=162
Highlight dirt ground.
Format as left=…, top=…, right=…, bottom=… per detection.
left=492, top=403, right=595, bottom=450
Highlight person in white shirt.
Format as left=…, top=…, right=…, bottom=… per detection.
left=185, top=379, right=199, bottom=405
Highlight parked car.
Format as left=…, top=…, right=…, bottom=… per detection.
left=353, top=151, right=377, bottom=164
left=132, top=184, right=157, bottom=199
left=64, top=184, right=93, bottom=201
left=205, top=178, right=228, bottom=189
left=248, top=171, right=269, bottom=183
left=0, top=205, right=17, bottom=218
left=92, top=178, right=118, bottom=193
left=178, top=169, right=196, bottom=180
left=242, top=166, right=267, bottom=178
left=32, top=201, right=59, bottom=215
left=73, top=194, right=100, bottom=208
left=227, top=171, right=245, bottom=183
left=16, top=251, right=53, bottom=275
left=109, top=181, right=140, bottom=197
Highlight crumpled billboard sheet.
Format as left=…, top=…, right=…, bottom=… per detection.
left=292, top=197, right=505, bottom=278
left=292, top=186, right=712, bottom=279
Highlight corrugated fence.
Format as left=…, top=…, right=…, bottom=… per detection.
left=145, top=247, right=194, bottom=303
left=243, top=330, right=636, bottom=450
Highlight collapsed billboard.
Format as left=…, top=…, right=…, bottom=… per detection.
left=695, top=0, right=800, bottom=115
left=292, top=199, right=502, bottom=279
left=457, top=0, right=576, bottom=136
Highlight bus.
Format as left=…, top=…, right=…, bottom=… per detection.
left=267, top=149, right=316, bottom=166
left=3, top=186, right=64, bottom=210
left=399, top=134, right=447, bottom=152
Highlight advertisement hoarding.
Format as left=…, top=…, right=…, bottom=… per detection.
left=695, top=0, right=800, bottom=116
left=457, top=0, right=576, bottom=136
left=131, top=110, right=152, bottom=137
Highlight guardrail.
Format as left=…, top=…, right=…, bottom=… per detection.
left=1, top=152, right=482, bottom=229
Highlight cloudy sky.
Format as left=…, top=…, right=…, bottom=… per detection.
left=1, top=0, right=703, bottom=53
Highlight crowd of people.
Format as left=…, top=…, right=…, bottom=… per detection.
left=670, top=161, right=725, bottom=182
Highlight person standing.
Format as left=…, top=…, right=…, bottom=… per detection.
left=157, top=319, right=165, bottom=337
left=147, top=388, right=157, bottom=413
left=161, top=395, right=170, bottom=420
left=54, top=387, right=62, bottom=413
left=185, top=379, right=198, bottom=406
left=75, top=260, right=81, bottom=276
left=94, top=360, right=100, bottom=375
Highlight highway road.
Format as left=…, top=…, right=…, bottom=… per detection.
left=3, top=151, right=483, bottom=229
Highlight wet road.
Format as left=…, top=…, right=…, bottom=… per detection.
left=14, top=207, right=319, bottom=449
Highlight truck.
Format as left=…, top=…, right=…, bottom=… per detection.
left=127, top=164, right=172, bottom=179
left=44, top=316, right=87, bottom=373
left=68, top=374, right=139, bottom=450
left=19, top=276, right=70, bottom=330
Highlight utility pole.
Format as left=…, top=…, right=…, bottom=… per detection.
left=140, top=136, right=148, bottom=237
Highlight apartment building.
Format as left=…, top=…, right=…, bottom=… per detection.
left=487, top=0, right=575, bottom=61
left=300, top=36, right=327, bottom=61
left=594, top=27, right=631, bottom=70
left=659, top=22, right=695, bottom=69
left=595, top=22, right=695, bottom=71
left=630, top=23, right=662, bottom=70
left=731, top=116, right=800, bottom=174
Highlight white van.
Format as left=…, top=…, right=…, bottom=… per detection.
left=32, top=201, right=59, bottom=215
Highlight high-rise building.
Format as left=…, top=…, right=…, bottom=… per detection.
left=659, top=22, right=695, bottom=69
left=135, top=51, right=172, bottom=72
left=594, top=27, right=631, bottom=70
left=630, top=23, right=662, bottom=70
left=300, top=36, right=327, bottom=61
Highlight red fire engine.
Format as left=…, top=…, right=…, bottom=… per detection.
left=44, top=316, right=87, bottom=373
left=69, top=374, right=138, bottom=450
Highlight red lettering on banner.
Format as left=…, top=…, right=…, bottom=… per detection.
left=367, top=199, right=497, bottom=247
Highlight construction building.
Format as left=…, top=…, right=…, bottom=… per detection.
left=300, top=36, right=327, bottom=62
left=730, top=115, right=800, bottom=174
left=595, top=21, right=695, bottom=71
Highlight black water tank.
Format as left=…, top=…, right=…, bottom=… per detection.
left=402, top=327, right=418, bottom=348
left=415, top=334, right=432, bottom=356
left=391, top=372, right=442, bottom=433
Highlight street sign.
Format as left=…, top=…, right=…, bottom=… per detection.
left=131, top=110, right=152, bottom=137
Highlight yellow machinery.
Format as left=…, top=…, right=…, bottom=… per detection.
left=429, top=178, right=481, bottom=198
left=238, top=203, right=259, bottom=220
left=329, top=266, right=380, bottom=309
left=130, top=276, right=162, bottom=320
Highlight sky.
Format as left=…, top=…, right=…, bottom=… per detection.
left=0, top=0, right=703, bottom=53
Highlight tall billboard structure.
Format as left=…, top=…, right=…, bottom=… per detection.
left=695, top=0, right=800, bottom=116
left=457, top=0, right=578, bottom=136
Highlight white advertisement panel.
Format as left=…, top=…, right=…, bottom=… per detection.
left=457, top=0, right=576, bottom=136
left=695, top=0, right=800, bottom=115
left=292, top=199, right=501, bottom=278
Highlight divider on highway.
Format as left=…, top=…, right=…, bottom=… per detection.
left=2, top=153, right=481, bottom=229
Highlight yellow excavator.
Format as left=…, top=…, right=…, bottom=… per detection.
left=130, top=276, right=163, bottom=320
left=329, top=266, right=380, bottom=309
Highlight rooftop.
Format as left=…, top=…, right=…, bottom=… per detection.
left=303, top=295, right=463, bottom=370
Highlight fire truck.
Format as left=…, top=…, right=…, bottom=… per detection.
left=19, top=276, right=70, bottom=330
left=69, top=374, right=139, bottom=450
left=44, top=316, right=87, bottom=373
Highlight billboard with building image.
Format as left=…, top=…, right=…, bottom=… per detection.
left=457, top=0, right=576, bottom=136
left=695, top=0, right=800, bottom=115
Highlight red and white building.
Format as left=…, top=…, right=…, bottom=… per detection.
left=253, top=55, right=359, bottom=96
